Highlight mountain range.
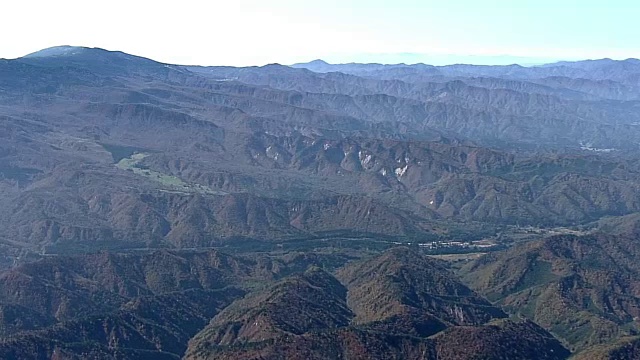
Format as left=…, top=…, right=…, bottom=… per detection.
left=3, top=45, right=640, bottom=358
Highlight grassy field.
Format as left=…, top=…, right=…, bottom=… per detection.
left=116, top=153, right=226, bottom=195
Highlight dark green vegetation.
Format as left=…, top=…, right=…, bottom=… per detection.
left=0, top=246, right=569, bottom=359
left=0, top=249, right=354, bottom=359
left=462, top=232, right=640, bottom=353
left=572, top=336, right=640, bottom=360
left=3, top=47, right=640, bottom=358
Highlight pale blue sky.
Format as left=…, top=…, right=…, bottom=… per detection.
left=2, top=0, right=639, bottom=66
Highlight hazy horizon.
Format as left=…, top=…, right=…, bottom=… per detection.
left=11, top=44, right=638, bottom=68
left=3, top=0, right=640, bottom=67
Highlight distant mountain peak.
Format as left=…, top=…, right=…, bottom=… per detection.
left=261, top=63, right=285, bottom=68
left=291, top=59, right=336, bottom=72
left=16, top=45, right=166, bottom=76
left=308, top=59, right=329, bottom=65
left=22, top=45, right=88, bottom=58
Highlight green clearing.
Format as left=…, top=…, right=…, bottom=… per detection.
left=116, top=153, right=225, bottom=195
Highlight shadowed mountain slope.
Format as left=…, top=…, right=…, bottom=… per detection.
left=336, top=247, right=506, bottom=336
left=185, top=248, right=567, bottom=360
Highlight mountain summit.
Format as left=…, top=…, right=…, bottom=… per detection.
left=22, top=45, right=87, bottom=58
